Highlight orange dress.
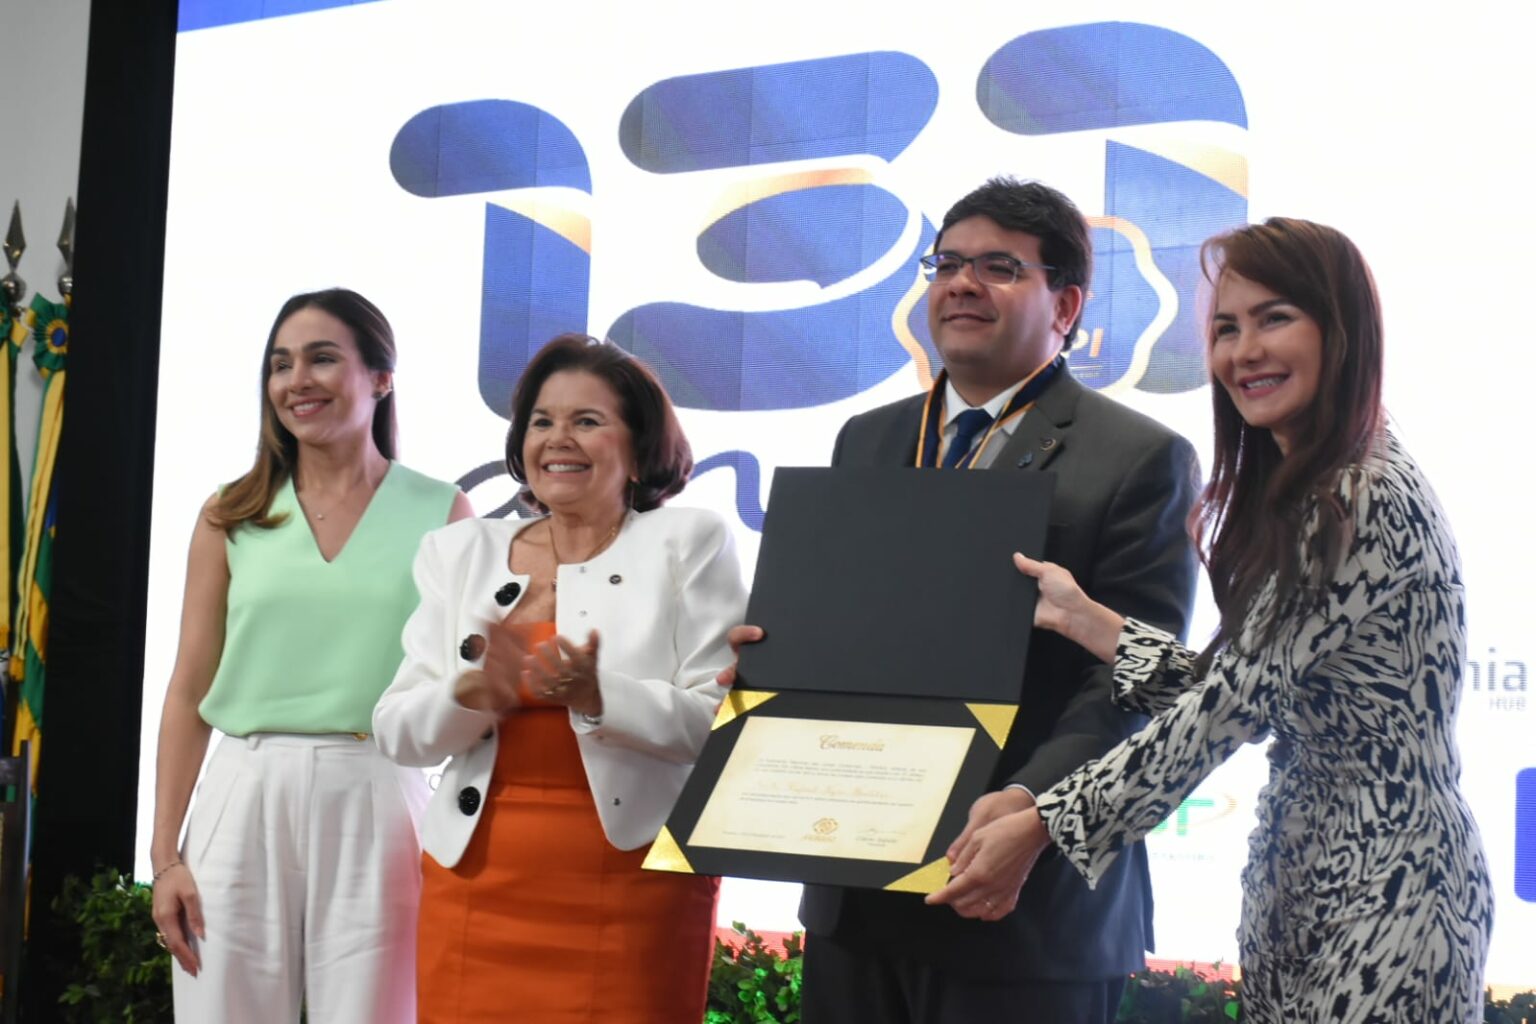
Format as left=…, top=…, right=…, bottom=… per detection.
left=417, top=622, right=719, bottom=1024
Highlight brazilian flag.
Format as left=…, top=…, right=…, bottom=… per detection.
left=0, top=302, right=28, bottom=745
left=10, top=292, right=67, bottom=789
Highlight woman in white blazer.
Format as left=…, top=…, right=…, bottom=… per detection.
left=374, top=335, right=747, bottom=1024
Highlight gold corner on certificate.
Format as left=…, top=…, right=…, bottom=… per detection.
left=686, top=717, right=975, bottom=864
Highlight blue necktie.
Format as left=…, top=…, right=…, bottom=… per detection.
left=942, top=408, right=994, bottom=468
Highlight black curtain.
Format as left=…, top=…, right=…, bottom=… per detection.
left=21, top=0, right=177, bottom=1016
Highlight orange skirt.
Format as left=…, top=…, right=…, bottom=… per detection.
left=418, top=623, right=719, bottom=1024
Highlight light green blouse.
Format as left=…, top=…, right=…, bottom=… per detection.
left=199, top=463, right=458, bottom=736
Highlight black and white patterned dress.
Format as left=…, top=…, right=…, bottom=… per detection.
left=1034, top=431, right=1493, bottom=1022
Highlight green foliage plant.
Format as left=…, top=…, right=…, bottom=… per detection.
left=43, top=879, right=1536, bottom=1024
left=706, top=922, right=802, bottom=1024
left=1117, top=964, right=1241, bottom=1023
left=51, top=869, right=172, bottom=1023
left=1482, top=987, right=1536, bottom=1024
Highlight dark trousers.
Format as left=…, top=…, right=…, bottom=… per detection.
left=801, top=930, right=1126, bottom=1024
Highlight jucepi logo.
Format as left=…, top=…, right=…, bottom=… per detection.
left=388, top=23, right=1248, bottom=524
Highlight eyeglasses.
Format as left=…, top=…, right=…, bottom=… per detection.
left=919, top=252, right=1055, bottom=286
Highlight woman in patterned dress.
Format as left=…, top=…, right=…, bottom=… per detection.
left=929, top=218, right=1493, bottom=1022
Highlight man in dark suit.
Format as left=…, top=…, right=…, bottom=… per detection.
left=796, top=178, right=1200, bottom=1022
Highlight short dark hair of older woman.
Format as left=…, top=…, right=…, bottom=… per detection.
left=505, top=334, right=693, bottom=513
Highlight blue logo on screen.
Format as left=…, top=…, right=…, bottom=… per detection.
left=1517, top=768, right=1536, bottom=902
left=386, top=24, right=1249, bottom=524
left=178, top=0, right=386, bottom=33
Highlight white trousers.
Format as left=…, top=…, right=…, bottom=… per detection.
left=172, top=733, right=429, bottom=1024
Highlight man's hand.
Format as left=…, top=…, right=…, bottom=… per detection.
left=715, top=625, right=764, bottom=687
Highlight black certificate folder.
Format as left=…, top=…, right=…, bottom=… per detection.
left=738, top=467, right=1054, bottom=702
left=644, top=468, right=1054, bottom=893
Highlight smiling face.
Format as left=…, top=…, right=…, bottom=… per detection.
left=522, top=369, right=637, bottom=518
left=1208, top=271, right=1324, bottom=455
left=926, top=215, right=1082, bottom=404
left=265, top=306, right=389, bottom=451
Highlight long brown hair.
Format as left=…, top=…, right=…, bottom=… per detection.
left=207, top=288, right=398, bottom=533
left=1193, top=218, right=1384, bottom=664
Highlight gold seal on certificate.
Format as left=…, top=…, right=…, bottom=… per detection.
left=688, top=717, right=975, bottom=864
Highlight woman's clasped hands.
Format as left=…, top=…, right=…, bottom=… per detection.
left=455, top=621, right=604, bottom=720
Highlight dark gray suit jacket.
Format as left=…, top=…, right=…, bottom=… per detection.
left=799, top=366, right=1200, bottom=981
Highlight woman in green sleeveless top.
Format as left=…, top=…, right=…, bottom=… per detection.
left=147, top=289, right=472, bottom=1023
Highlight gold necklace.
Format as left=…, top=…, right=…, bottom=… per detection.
left=297, top=471, right=376, bottom=521
left=548, top=517, right=621, bottom=591
left=299, top=487, right=353, bottom=521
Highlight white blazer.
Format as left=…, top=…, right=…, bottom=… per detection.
left=373, top=505, right=747, bottom=866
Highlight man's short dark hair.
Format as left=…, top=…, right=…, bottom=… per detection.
left=934, top=177, right=1093, bottom=299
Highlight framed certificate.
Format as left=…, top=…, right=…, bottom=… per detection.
left=644, top=468, right=1054, bottom=892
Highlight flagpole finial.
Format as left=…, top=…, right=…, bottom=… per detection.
left=56, top=198, right=74, bottom=298
left=2, top=201, right=25, bottom=317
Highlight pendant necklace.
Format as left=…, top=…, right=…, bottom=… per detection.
left=548, top=518, right=621, bottom=591
left=298, top=476, right=371, bottom=521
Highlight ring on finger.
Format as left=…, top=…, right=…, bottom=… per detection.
left=155, top=932, right=169, bottom=950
